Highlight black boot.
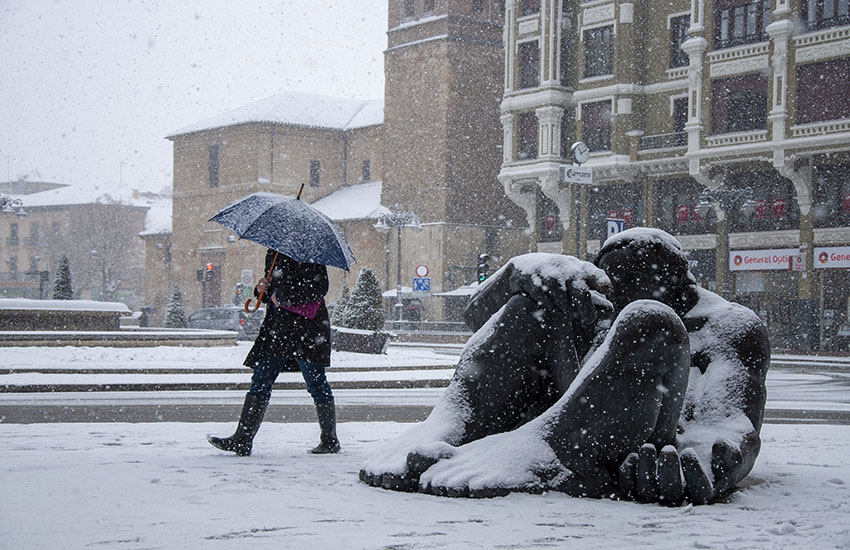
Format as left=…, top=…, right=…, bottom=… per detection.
left=208, top=393, right=269, bottom=456
left=311, top=400, right=340, bottom=454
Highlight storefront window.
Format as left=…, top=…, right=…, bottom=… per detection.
left=654, top=179, right=716, bottom=235
left=587, top=183, right=642, bottom=241
left=814, top=164, right=850, bottom=228
left=727, top=171, right=799, bottom=232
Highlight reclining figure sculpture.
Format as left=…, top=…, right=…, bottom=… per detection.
left=360, top=228, right=770, bottom=505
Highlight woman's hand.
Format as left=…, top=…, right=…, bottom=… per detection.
left=257, top=277, right=271, bottom=293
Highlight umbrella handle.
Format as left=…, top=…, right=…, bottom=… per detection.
left=244, top=251, right=279, bottom=314
left=244, top=296, right=263, bottom=313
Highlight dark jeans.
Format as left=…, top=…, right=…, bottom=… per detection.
left=248, top=354, right=334, bottom=404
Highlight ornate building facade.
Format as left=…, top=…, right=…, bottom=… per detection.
left=499, top=0, right=850, bottom=350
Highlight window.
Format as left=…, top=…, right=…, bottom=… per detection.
left=584, top=25, right=614, bottom=77
left=208, top=145, right=219, bottom=188
left=582, top=101, right=612, bottom=152
left=727, top=171, right=798, bottom=232
left=518, top=41, right=540, bottom=89
left=362, top=159, right=371, bottom=182
left=517, top=112, right=538, bottom=160
left=673, top=96, right=689, bottom=145
left=8, top=257, right=17, bottom=280
left=654, top=179, right=714, bottom=236
left=670, top=15, right=690, bottom=68
left=588, top=183, right=643, bottom=240
left=711, top=74, right=767, bottom=134
left=797, top=58, right=850, bottom=124
left=310, top=160, right=321, bottom=187
left=802, top=0, right=850, bottom=30
left=423, top=0, right=435, bottom=13
left=402, top=0, right=415, bottom=19
left=714, top=0, right=770, bottom=49
left=9, top=222, right=19, bottom=246
left=473, top=0, right=484, bottom=13
left=814, top=165, right=850, bottom=227
left=521, top=0, right=540, bottom=16
left=29, top=222, right=39, bottom=245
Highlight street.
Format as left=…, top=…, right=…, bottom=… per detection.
left=1, top=344, right=849, bottom=424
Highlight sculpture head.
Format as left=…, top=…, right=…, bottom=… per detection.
left=595, top=228, right=696, bottom=315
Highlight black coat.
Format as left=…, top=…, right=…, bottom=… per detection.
left=243, top=250, right=331, bottom=370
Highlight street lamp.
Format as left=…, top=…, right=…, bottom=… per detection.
left=694, top=188, right=759, bottom=299
left=90, top=249, right=107, bottom=301
left=374, top=211, right=422, bottom=322
left=1, top=193, right=26, bottom=217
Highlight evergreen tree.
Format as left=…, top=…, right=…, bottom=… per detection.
left=164, top=285, right=188, bottom=328
left=52, top=255, right=73, bottom=300
left=331, top=285, right=351, bottom=326
left=342, top=267, right=384, bottom=331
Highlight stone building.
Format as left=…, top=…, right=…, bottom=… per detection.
left=0, top=180, right=160, bottom=307
left=498, top=0, right=850, bottom=350
left=163, top=1, right=532, bottom=324
left=165, top=93, right=387, bottom=317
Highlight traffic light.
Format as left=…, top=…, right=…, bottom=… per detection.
left=477, top=254, right=490, bottom=283
left=204, top=263, right=214, bottom=282
left=196, top=269, right=204, bottom=282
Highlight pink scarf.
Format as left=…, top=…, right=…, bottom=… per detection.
left=281, top=298, right=323, bottom=320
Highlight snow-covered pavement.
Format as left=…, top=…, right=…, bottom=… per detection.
left=1, top=421, right=848, bottom=549
left=1, top=344, right=850, bottom=548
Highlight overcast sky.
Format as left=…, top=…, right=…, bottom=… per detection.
left=0, top=0, right=387, bottom=196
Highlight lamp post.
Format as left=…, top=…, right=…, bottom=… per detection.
left=374, top=211, right=422, bottom=323
left=90, top=249, right=107, bottom=300
left=1, top=193, right=26, bottom=217
left=694, top=188, right=758, bottom=300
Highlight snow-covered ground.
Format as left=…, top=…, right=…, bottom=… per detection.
left=1, top=422, right=848, bottom=549
left=1, top=343, right=850, bottom=548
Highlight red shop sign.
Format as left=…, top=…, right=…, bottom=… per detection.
left=677, top=205, right=689, bottom=224
left=773, top=198, right=786, bottom=218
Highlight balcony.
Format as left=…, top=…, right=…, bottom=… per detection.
left=639, top=132, right=687, bottom=150
left=706, top=129, right=768, bottom=147
left=792, top=119, right=850, bottom=138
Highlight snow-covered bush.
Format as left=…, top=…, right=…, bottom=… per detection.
left=52, top=256, right=74, bottom=300
left=331, top=285, right=351, bottom=326
left=164, top=286, right=188, bottom=328
left=339, top=267, right=384, bottom=331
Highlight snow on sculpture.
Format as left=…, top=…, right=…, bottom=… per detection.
left=360, top=228, right=770, bottom=505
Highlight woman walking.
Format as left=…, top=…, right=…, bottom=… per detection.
left=208, top=249, right=340, bottom=456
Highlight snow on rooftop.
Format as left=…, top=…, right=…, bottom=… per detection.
left=312, top=181, right=389, bottom=221
left=9, top=182, right=173, bottom=236
left=168, top=91, right=383, bottom=138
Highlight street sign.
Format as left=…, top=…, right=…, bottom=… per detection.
left=415, top=264, right=429, bottom=277
left=412, top=277, right=431, bottom=292
left=559, top=164, right=593, bottom=185
left=606, top=218, right=626, bottom=238
left=241, top=269, right=253, bottom=285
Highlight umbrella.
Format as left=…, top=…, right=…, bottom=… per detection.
left=209, top=188, right=356, bottom=311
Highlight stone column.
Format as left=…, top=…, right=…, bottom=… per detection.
left=536, top=106, right=564, bottom=159
left=683, top=0, right=708, bottom=177
left=501, top=113, right=515, bottom=164
left=767, top=18, right=793, bottom=160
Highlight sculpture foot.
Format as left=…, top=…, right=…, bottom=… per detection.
left=417, top=427, right=569, bottom=498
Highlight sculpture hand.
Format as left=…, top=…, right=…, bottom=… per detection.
left=619, top=436, right=754, bottom=505
left=506, top=256, right=612, bottom=325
